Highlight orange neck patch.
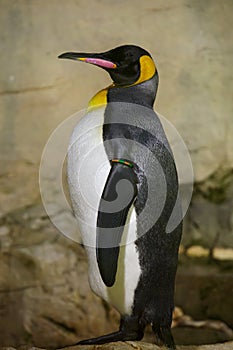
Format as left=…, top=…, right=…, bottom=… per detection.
left=88, top=87, right=108, bottom=110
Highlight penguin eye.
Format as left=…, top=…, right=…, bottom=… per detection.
left=125, top=51, right=133, bottom=58
left=121, top=52, right=137, bottom=66
left=125, top=52, right=134, bottom=61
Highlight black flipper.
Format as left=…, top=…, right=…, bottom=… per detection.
left=97, top=161, right=138, bottom=287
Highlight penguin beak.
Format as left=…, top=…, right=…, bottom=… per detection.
left=58, top=52, right=117, bottom=69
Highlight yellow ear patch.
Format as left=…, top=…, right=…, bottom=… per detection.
left=134, top=55, right=156, bottom=85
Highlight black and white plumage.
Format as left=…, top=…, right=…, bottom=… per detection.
left=59, top=45, right=182, bottom=349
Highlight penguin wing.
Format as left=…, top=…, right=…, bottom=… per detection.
left=96, top=162, right=138, bottom=287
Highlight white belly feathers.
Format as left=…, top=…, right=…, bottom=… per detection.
left=67, top=106, right=141, bottom=315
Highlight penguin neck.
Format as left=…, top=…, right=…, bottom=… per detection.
left=107, top=74, right=158, bottom=109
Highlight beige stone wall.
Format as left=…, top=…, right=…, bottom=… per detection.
left=0, top=0, right=232, bottom=347
left=1, top=0, right=232, bottom=169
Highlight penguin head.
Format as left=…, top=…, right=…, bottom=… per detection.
left=58, top=45, right=157, bottom=87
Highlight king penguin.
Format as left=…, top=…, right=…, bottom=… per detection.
left=58, top=45, right=182, bottom=350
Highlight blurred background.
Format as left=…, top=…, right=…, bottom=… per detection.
left=0, top=0, right=232, bottom=348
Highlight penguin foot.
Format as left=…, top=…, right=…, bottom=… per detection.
left=77, top=330, right=141, bottom=345
left=77, top=315, right=144, bottom=345
left=152, top=324, right=176, bottom=350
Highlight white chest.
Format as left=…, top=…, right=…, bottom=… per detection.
left=67, top=107, right=141, bottom=315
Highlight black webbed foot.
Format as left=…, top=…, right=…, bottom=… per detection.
left=59, top=315, right=144, bottom=347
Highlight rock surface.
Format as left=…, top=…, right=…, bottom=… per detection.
left=0, top=0, right=233, bottom=176
left=0, top=199, right=232, bottom=347
left=0, top=206, right=119, bottom=348
left=1, top=341, right=233, bottom=350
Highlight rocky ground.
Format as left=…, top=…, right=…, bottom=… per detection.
left=1, top=340, right=233, bottom=350
left=0, top=184, right=232, bottom=347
